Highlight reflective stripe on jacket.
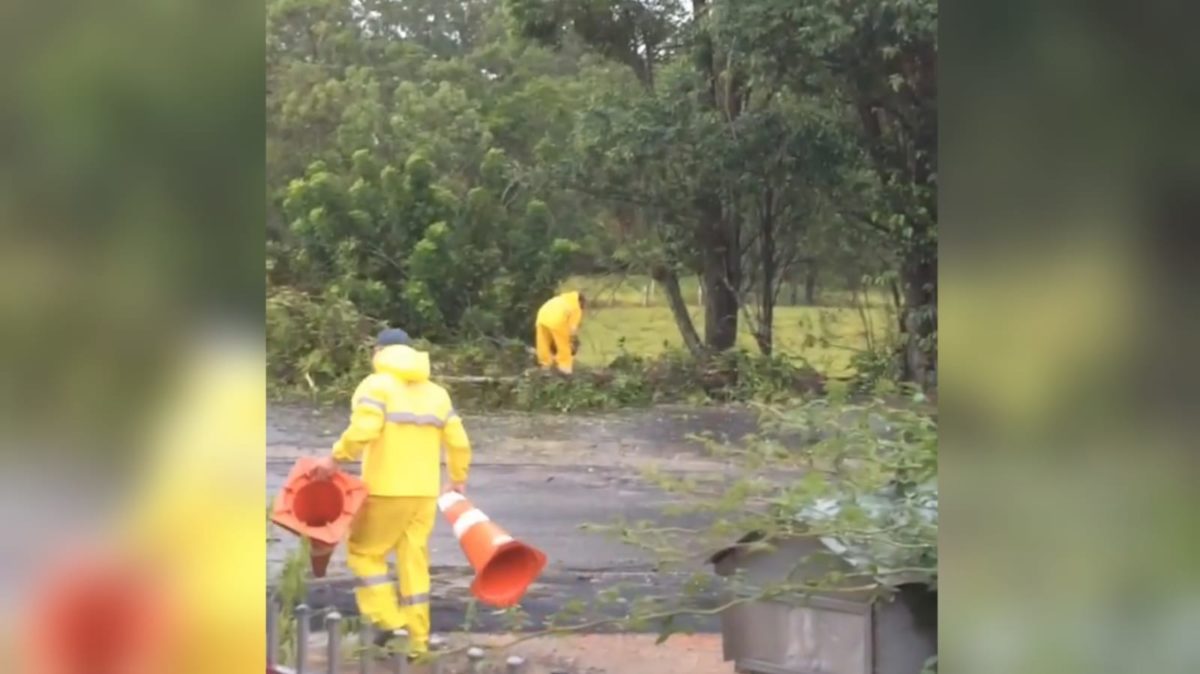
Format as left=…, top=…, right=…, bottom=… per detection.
left=331, top=345, right=471, bottom=496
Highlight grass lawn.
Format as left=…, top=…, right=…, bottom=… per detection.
left=561, top=275, right=896, bottom=377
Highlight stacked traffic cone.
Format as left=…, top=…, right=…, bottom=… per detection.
left=437, top=491, right=547, bottom=607
left=270, top=457, right=367, bottom=577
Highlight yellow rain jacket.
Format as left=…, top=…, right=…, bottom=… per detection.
left=330, top=344, right=471, bottom=496
left=329, top=343, right=468, bottom=649
left=535, top=291, right=583, bottom=373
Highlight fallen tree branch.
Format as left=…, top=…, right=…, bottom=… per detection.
left=426, top=580, right=884, bottom=661
left=435, top=375, right=522, bottom=384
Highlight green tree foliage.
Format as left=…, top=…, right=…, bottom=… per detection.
left=274, top=148, right=578, bottom=341
left=564, top=60, right=856, bottom=354
left=506, top=0, right=936, bottom=381
left=707, top=0, right=938, bottom=384
left=267, top=0, right=937, bottom=388
left=266, top=0, right=621, bottom=323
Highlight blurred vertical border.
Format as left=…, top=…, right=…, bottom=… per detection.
left=0, top=0, right=265, bottom=672
left=943, top=0, right=1200, bottom=672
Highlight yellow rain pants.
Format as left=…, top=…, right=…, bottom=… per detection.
left=535, top=323, right=574, bottom=373
left=347, top=495, right=437, bottom=651
left=535, top=291, right=583, bottom=374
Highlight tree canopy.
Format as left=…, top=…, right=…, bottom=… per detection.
left=267, top=0, right=937, bottom=386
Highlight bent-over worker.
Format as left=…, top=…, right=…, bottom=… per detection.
left=535, top=291, right=586, bottom=374
left=310, top=328, right=471, bottom=658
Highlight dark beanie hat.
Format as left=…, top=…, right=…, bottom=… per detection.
left=375, top=328, right=411, bottom=347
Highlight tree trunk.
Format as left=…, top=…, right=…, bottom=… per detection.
left=755, top=297, right=774, bottom=355
left=890, top=280, right=904, bottom=334
left=702, top=256, right=739, bottom=350
left=700, top=212, right=739, bottom=351
left=804, top=266, right=818, bottom=305
left=613, top=204, right=636, bottom=242
left=655, top=268, right=705, bottom=356
left=899, top=245, right=937, bottom=389
left=691, top=0, right=738, bottom=352
left=754, top=191, right=777, bottom=355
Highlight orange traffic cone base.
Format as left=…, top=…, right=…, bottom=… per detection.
left=471, top=541, right=548, bottom=607
left=439, top=492, right=548, bottom=608
left=271, top=457, right=366, bottom=547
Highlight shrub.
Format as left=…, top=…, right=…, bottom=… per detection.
left=272, top=149, right=575, bottom=342
left=266, top=305, right=831, bottom=410
left=266, top=286, right=381, bottom=396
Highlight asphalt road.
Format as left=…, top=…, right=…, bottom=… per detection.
left=267, top=404, right=759, bottom=632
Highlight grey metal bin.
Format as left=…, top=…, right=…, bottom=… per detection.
left=708, top=483, right=937, bottom=674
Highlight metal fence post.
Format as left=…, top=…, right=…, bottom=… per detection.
left=325, top=611, right=343, bottom=674
left=428, top=634, right=446, bottom=674
left=267, top=595, right=280, bottom=667
left=467, top=646, right=485, bottom=674
left=390, top=629, right=410, bottom=674
left=359, top=621, right=372, bottom=674
left=295, top=604, right=311, bottom=674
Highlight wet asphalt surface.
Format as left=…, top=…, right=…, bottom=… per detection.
left=267, top=403, right=760, bottom=633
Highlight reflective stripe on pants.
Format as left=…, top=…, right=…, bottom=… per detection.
left=347, top=495, right=436, bottom=648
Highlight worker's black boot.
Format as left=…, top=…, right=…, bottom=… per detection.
left=371, top=628, right=409, bottom=659
left=371, top=629, right=396, bottom=650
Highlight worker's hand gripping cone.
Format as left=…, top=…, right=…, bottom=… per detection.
left=438, top=492, right=547, bottom=607
left=270, top=457, right=367, bottom=577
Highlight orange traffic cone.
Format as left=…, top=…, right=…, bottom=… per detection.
left=437, top=491, right=547, bottom=607
left=309, top=540, right=335, bottom=578
left=271, top=457, right=367, bottom=577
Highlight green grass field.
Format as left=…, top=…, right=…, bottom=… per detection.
left=562, top=275, right=896, bottom=377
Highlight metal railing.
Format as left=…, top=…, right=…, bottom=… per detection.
left=266, top=597, right=527, bottom=674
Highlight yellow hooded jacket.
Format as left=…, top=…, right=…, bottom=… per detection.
left=331, top=344, right=470, bottom=496
left=536, top=291, right=583, bottom=335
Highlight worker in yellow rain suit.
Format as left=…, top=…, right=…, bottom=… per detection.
left=310, top=328, right=471, bottom=658
left=535, top=291, right=586, bottom=374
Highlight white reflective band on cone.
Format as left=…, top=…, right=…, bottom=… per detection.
left=452, top=509, right=490, bottom=539
left=491, top=534, right=514, bottom=546
left=438, top=491, right=466, bottom=511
